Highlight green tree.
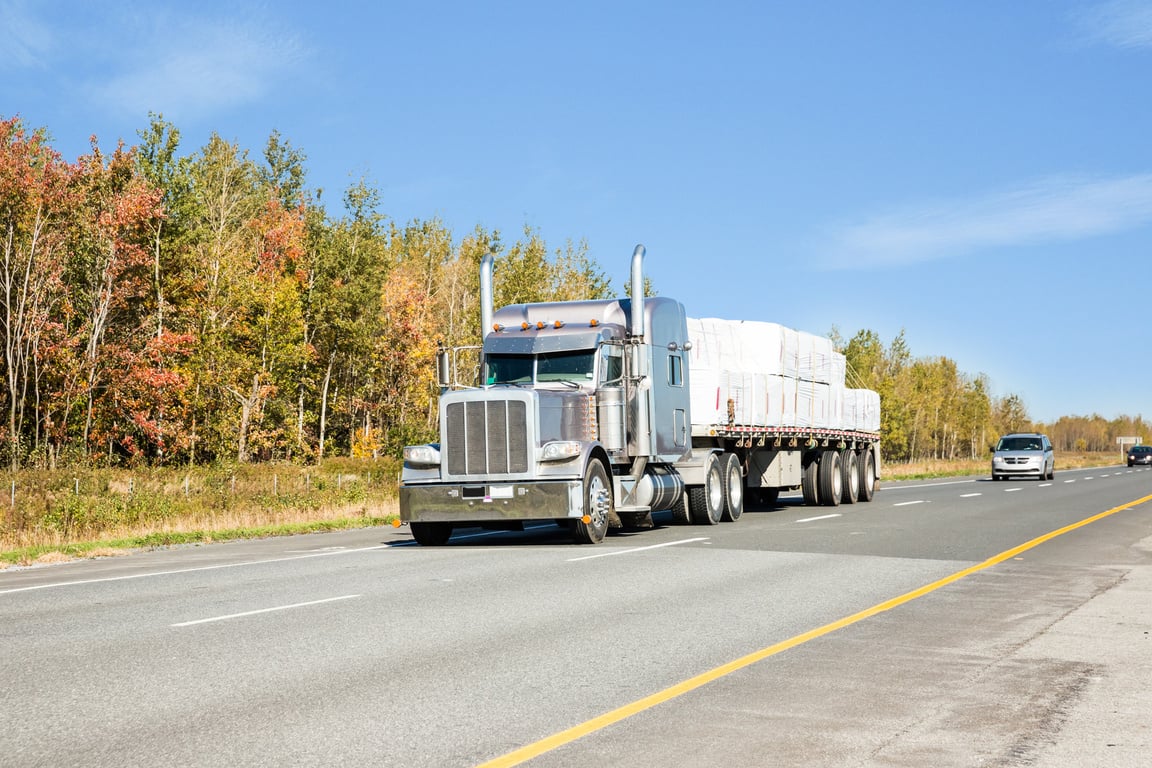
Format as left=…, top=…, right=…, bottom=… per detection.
left=495, top=226, right=551, bottom=308
left=308, top=179, right=389, bottom=459
left=183, top=134, right=265, bottom=462
left=992, top=394, right=1030, bottom=438
left=550, top=238, right=612, bottom=300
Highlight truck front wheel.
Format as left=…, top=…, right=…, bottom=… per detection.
left=410, top=521, right=452, bottom=546
left=572, top=459, right=612, bottom=544
left=690, top=453, right=725, bottom=525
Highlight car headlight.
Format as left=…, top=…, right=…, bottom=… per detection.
left=403, top=444, right=441, bottom=467
left=540, top=441, right=581, bottom=462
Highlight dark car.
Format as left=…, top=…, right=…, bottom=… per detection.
left=1127, top=445, right=1152, bottom=467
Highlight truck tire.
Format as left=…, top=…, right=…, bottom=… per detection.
left=690, top=453, right=724, bottom=525
left=410, top=521, right=452, bottom=546
left=802, top=458, right=820, bottom=506
left=840, top=449, right=859, bottom=504
left=818, top=449, right=842, bottom=507
left=857, top=448, right=876, bottom=502
left=720, top=452, right=744, bottom=522
left=572, top=459, right=612, bottom=544
left=670, top=494, right=692, bottom=525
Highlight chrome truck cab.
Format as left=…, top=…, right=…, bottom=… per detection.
left=399, top=245, right=697, bottom=546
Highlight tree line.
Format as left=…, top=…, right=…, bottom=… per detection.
left=2, top=115, right=1144, bottom=469
left=834, top=328, right=1151, bottom=461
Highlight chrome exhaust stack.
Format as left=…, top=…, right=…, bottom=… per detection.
left=628, top=244, right=653, bottom=460
left=480, top=254, right=495, bottom=338
left=630, top=244, right=645, bottom=339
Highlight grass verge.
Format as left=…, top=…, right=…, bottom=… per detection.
left=0, top=458, right=400, bottom=569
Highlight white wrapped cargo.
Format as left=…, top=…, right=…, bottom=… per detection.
left=855, top=388, right=881, bottom=431
left=797, top=380, right=831, bottom=428
left=842, top=389, right=881, bottom=431
left=687, top=317, right=876, bottom=433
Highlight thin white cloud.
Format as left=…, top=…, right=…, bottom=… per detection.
left=823, top=174, right=1152, bottom=269
left=90, top=16, right=304, bottom=119
left=0, top=0, right=55, bottom=69
left=1077, top=0, right=1152, bottom=48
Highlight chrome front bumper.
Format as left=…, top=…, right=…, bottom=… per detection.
left=400, top=480, right=584, bottom=523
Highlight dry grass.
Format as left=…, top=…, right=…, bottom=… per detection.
left=884, top=451, right=1121, bottom=480
left=0, top=459, right=401, bottom=568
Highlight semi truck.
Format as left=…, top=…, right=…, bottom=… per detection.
left=399, top=245, right=881, bottom=545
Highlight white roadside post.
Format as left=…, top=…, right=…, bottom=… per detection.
left=1118, top=436, right=1142, bottom=463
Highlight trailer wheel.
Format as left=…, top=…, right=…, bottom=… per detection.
left=840, top=449, right=859, bottom=504
left=802, top=458, right=820, bottom=506
left=572, top=459, right=612, bottom=544
left=857, top=449, right=876, bottom=502
left=410, top=521, right=452, bottom=546
left=818, top=450, right=842, bottom=507
left=690, top=453, right=724, bottom=525
left=720, top=453, right=744, bottom=522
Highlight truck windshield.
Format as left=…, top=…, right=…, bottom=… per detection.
left=485, top=351, right=595, bottom=386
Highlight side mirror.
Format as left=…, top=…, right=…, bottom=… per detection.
left=437, top=349, right=451, bottom=388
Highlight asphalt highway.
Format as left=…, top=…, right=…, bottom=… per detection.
left=3, top=465, right=1150, bottom=767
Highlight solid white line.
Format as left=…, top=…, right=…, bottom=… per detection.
left=0, top=545, right=390, bottom=595
left=893, top=500, right=926, bottom=507
left=795, top=513, right=842, bottom=523
left=568, top=538, right=708, bottom=562
left=959, top=493, right=982, bottom=498
left=172, top=594, right=361, bottom=627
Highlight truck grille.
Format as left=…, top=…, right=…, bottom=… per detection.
left=446, top=400, right=529, bottom=476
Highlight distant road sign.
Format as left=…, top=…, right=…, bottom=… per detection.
left=1118, top=436, right=1142, bottom=444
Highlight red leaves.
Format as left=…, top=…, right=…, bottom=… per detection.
left=250, top=198, right=306, bottom=278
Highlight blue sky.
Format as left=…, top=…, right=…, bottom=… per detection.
left=3, top=1, right=1152, bottom=423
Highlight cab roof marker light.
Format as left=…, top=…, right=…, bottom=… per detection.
left=536, top=321, right=546, bottom=330
left=589, top=319, right=599, bottom=327
left=521, top=322, right=531, bottom=331
left=554, top=320, right=564, bottom=328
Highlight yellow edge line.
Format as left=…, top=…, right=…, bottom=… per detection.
left=477, top=492, right=1152, bottom=768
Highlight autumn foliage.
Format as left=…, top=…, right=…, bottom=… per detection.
left=0, top=115, right=614, bottom=469
left=3, top=114, right=1142, bottom=471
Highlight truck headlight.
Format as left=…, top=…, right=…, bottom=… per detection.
left=403, top=445, right=441, bottom=467
left=540, top=441, right=581, bottom=462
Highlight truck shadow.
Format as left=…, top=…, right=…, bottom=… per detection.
left=387, top=498, right=813, bottom=547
